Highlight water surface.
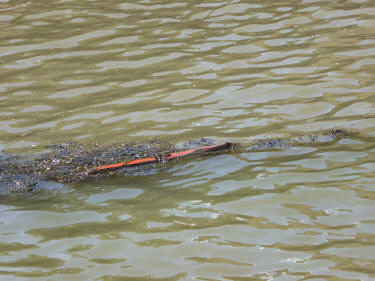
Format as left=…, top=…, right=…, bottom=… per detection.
left=0, top=0, right=375, bottom=280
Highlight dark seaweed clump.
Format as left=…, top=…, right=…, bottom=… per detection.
left=0, top=130, right=357, bottom=194
left=0, top=141, right=176, bottom=194
left=246, top=128, right=357, bottom=151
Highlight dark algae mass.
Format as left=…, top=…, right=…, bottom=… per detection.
left=1, top=140, right=176, bottom=194
left=0, top=129, right=357, bottom=194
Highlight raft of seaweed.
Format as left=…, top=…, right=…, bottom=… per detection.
left=0, top=129, right=357, bottom=194
left=0, top=140, right=176, bottom=193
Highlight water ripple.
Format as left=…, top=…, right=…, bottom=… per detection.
left=0, top=0, right=374, bottom=280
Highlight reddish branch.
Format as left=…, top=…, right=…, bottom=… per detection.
left=83, top=142, right=236, bottom=175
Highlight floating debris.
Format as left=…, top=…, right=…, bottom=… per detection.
left=0, top=129, right=358, bottom=194
left=0, top=139, right=236, bottom=193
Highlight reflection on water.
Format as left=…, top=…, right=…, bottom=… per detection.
left=0, top=0, right=375, bottom=280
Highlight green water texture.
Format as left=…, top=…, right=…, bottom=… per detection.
left=0, top=0, right=375, bottom=280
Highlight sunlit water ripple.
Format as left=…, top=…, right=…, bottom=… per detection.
left=0, top=0, right=375, bottom=280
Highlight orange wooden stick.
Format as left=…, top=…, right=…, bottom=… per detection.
left=84, top=142, right=234, bottom=175
left=90, top=157, right=158, bottom=174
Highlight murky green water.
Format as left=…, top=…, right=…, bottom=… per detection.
left=1, top=0, right=375, bottom=280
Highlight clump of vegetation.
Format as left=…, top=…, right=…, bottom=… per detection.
left=0, top=130, right=358, bottom=194
left=1, top=141, right=176, bottom=193
left=246, top=128, right=358, bottom=151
